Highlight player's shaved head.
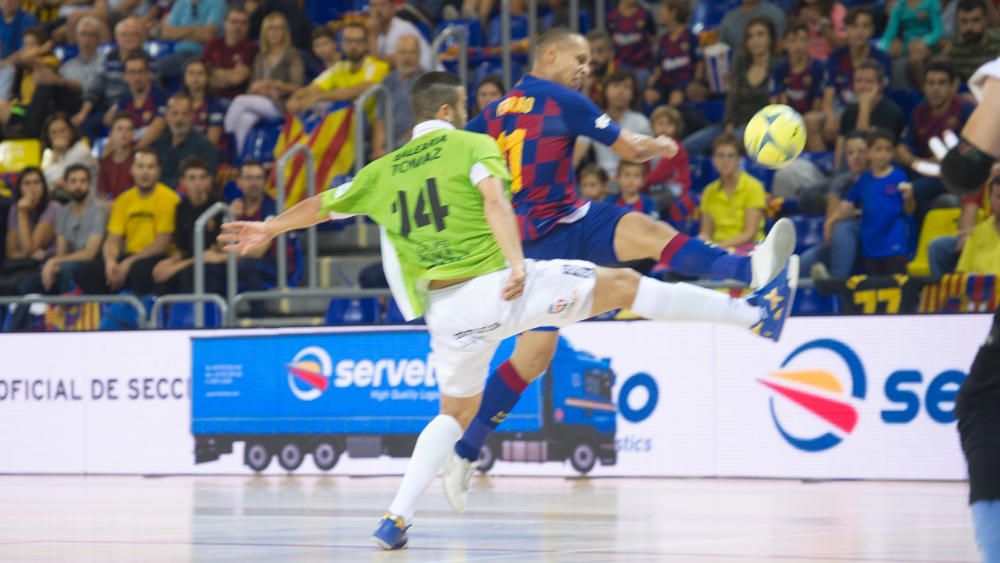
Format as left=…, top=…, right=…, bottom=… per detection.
left=412, top=71, right=467, bottom=126
left=534, top=27, right=580, bottom=59
left=532, top=27, right=591, bottom=90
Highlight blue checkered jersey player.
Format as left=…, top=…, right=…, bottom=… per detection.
left=445, top=28, right=799, bottom=512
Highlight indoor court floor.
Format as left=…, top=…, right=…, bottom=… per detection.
left=0, top=475, right=980, bottom=562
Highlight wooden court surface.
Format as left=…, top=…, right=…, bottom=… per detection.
left=0, top=475, right=979, bottom=562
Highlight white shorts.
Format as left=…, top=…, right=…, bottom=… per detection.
left=425, top=259, right=598, bottom=398
left=969, top=56, right=1000, bottom=103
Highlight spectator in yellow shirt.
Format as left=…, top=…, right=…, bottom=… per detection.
left=285, top=23, right=389, bottom=119
left=74, top=148, right=179, bottom=295
left=698, top=134, right=766, bottom=250
left=957, top=178, right=1000, bottom=275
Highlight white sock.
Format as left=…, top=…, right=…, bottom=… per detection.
left=387, top=414, right=463, bottom=522
left=630, top=277, right=762, bottom=328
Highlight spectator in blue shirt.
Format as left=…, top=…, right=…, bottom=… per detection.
left=614, top=160, right=659, bottom=219
left=0, top=0, right=38, bottom=100
left=831, top=127, right=915, bottom=276
left=149, top=0, right=225, bottom=86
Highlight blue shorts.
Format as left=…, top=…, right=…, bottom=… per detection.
left=523, top=201, right=630, bottom=266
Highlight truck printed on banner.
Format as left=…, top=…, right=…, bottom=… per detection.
left=190, top=331, right=617, bottom=475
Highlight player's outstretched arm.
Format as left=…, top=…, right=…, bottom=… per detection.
left=478, top=176, right=526, bottom=301
left=610, top=129, right=679, bottom=163
left=220, top=193, right=349, bottom=256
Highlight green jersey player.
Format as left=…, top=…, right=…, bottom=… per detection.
left=220, top=72, right=797, bottom=550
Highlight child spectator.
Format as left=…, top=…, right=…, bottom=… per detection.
left=880, top=0, right=942, bottom=87
left=833, top=128, right=915, bottom=275
left=773, top=22, right=828, bottom=151
left=607, top=0, right=656, bottom=83
left=644, top=0, right=702, bottom=107
left=181, top=59, right=224, bottom=146
left=645, top=105, right=694, bottom=222
left=699, top=134, right=767, bottom=250
left=578, top=164, right=609, bottom=203
left=794, top=0, right=846, bottom=61
left=99, top=113, right=136, bottom=201
left=311, top=26, right=340, bottom=70
left=614, top=160, right=658, bottom=218
left=956, top=177, right=1000, bottom=275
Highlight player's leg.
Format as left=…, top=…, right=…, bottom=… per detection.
left=452, top=329, right=557, bottom=467
left=373, top=279, right=504, bottom=550
left=444, top=258, right=797, bottom=511
left=610, top=206, right=795, bottom=290
left=373, top=392, right=479, bottom=550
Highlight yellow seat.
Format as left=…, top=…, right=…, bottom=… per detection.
left=908, top=208, right=961, bottom=276
left=0, top=139, right=41, bottom=173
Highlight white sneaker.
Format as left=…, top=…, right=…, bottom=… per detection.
left=441, top=452, right=477, bottom=514
left=750, top=218, right=796, bottom=289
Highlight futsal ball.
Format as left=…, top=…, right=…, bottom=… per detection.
left=743, top=104, right=806, bottom=169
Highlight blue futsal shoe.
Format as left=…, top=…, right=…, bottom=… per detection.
left=748, top=254, right=799, bottom=342
left=371, top=512, right=410, bottom=550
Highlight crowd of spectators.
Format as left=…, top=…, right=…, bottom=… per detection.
left=0, top=0, right=998, bottom=329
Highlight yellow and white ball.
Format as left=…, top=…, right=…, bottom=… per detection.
left=743, top=104, right=806, bottom=169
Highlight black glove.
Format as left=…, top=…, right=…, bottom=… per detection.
left=940, top=136, right=995, bottom=197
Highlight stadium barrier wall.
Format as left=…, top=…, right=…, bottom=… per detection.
left=0, top=315, right=988, bottom=479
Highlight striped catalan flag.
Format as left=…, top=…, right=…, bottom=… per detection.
left=44, top=303, right=100, bottom=331
left=270, top=102, right=357, bottom=208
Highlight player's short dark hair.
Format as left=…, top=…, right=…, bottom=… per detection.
left=312, top=25, right=337, bottom=43
left=712, top=133, right=744, bottom=156
left=855, top=58, right=885, bottom=83
left=64, top=163, right=91, bottom=182
left=578, top=163, right=608, bottom=184
left=536, top=27, right=581, bottom=58
left=866, top=127, right=896, bottom=147
left=411, top=71, right=463, bottom=122
left=957, top=0, right=987, bottom=15
left=924, top=60, right=958, bottom=83
left=845, top=6, right=874, bottom=26
left=181, top=155, right=210, bottom=177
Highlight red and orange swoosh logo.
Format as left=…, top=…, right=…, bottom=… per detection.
left=287, top=362, right=329, bottom=391
left=759, top=370, right=858, bottom=434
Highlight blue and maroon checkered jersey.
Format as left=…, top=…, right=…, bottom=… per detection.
left=905, top=97, right=975, bottom=158
left=825, top=46, right=892, bottom=105
left=655, top=28, right=699, bottom=90
left=468, top=75, right=623, bottom=240
left=772, top=58, right=826, bottom=114
left=119, top=86, right=168, bottom=129
left=607, top=6, right=656, bottom=69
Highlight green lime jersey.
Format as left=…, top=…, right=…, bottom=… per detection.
left=321, top=121, right=512, bottom=320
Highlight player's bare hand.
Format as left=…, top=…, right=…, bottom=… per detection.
left=655, top=135, right=679, bottom=159
left=502, top=263, right=526, bottom=301
left=219, top=221, right=277, bottom=256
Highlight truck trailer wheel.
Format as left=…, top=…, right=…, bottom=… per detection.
left=277, top=443, right=305, bottom=471
left=476, top=444, right=497, bottom=473
left=570, top=442, right=596, bottom=475
left=245, top=441, right=273, bottom=472
left=312, top=442, right=341, bottom=471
